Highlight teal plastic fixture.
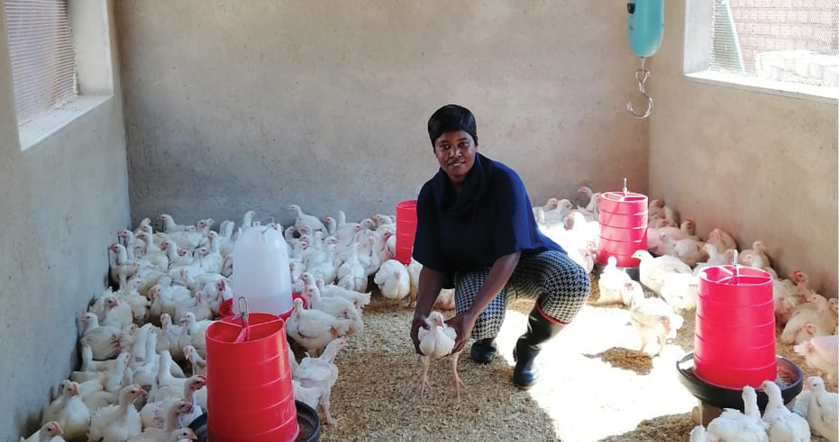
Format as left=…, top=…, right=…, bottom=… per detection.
left=626, top=0, right=664, bottom=119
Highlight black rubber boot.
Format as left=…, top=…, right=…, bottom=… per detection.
left=470, top=338, right=497, bottom=364
left=512, top=307, right=566, bottom=390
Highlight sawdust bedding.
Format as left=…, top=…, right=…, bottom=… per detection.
left=300, top=275, right=835, bottom=442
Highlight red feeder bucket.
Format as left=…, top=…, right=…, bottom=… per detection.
left=206, top=306, right=298, bottom=442
left=694, top=265, right=776, bottom=389
left=395, top=200, right=417, bottom=265
left=595, top=191, right=648, bottom=268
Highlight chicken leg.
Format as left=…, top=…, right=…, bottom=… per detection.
left=637, top=333, right=649, bottom=356
left=417, top=355, right=431, bottom=397
left=320, top=390, right=339, bottom=426
left=653, top=331, right=667, bottom=356
left=450, top=351, right=466, bottom=398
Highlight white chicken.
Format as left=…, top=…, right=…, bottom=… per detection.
left=303, top=285, right=364, bottom=335
left=79, top=313, right=122, bottom=360
left=417, top=311, right=464, bottom=398
left=141, top=375, right=205, bottom=430
left=794, top=334, right=839, bottom=382
left=374, top=259, right=411, bottom=309
left=20, top=422, right=65, bottom=442
left=408, top=258, right=423, bottom=309
left=804, top=376, right=838, bottom=442
left=702, top=385, right=769, bottom=442
left=183, top=346, right=207, bottom=377
left=88, top=384, right=146, bottom=442
left=622, top=281, right=683, bottom=357
left=659, top=272, right=700, bottom=313
left=592, top=256, right=632, bottom=306
left=631, top=250, right=692, bottom=295
left=290, top=204, right=327, bottom=233
left=703, top=385, right=769, bottom=442
left=286, top=297, right=351, bottom=356
left=178, top=312, right=213, bottom=358
left=293, top=337, right=347, bottom=426
left=42, top=380, right=90, bottom=442
left=760, top=379, right=810, bottom=442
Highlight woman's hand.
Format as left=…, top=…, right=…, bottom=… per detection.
left=445, top=312, right=477, bottom=354
left=410, top=315, right=428, bottom=355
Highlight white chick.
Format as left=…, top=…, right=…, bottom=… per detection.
left=286, top=298, right=351, bottom=357
left=705, top=385, right=769, bottom=442
left=42, top=380, right=90, bottom=441
left=88, top=384, right=146, bottom=442
left=659, top=272, right=699, bottom=313
left=760, top=379, right=810, bottom=442
left=408, top=258, right=423, bottom=309
left=592, top=256, right=633, bottom=306
left=303, top=285, right=364, bottom=335
left=631, top=250, right=692, bottom=295
left=374, top=259, right=411, bottom=309
left=293, top=337, right=347, bottom=426
left=804, top=376, right=838, bottom=442
left=417, top=311, right=465, bottom=398
left=129, top=402, right=196, bottom=442
left=434, top=288, right=456, bottom=311
left=622, top=280, right=683, bottom=357
left=794, top=335, right=838, bottom=383
left=20, top=422, right=64, bottom=442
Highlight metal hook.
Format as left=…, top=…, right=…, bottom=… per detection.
left=627, top=58, right=654, bottom=119
left=732, top=250, right=740, bottom=277
left=233, top=296, right=251, bottom=343
left=235, top=296, right=250, bottom=324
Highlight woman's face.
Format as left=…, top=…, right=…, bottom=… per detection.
left=433, top=130, right=476, bottom=183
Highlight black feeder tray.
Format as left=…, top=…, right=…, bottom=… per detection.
left=675, top=351, right=805, bottom=426
left=188, top=400, right=321, bottom=442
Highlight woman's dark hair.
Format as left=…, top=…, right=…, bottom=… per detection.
left=427, top=104, right=478, bottom=147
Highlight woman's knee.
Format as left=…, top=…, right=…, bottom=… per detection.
left=470, top=302, right=506, bottom=339
left=543, top=252, right=592, bottom=296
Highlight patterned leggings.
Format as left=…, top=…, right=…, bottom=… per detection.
left=454, top=250, right=591, bottom=341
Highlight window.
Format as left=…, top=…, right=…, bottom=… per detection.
left=684, top=0, right=839, bottom=100
left=3, top=0, right=113, bottom=150
left=4, top=0, right=78, bottom=125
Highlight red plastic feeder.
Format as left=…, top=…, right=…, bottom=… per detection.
left=694, top=265, right=776, bottom=389
left=595, top=187, right=648, bottom=269
left=395, top=200, right=417, bottom=265
left=206, top=304, right=298, bottom=442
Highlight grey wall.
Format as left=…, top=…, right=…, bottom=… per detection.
left=649, top=0, right=838, bottom=298
left=0, top=2, right=130, bottom=441
left=115, top=0, right=649, bottom=227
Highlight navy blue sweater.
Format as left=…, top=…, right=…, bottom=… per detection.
left=412, top=152, right=565, bottom=276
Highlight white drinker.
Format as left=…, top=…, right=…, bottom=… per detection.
left=231, top=222, right=292, bottom=316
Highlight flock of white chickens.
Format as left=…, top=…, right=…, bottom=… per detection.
left=19, top=187, right=839, bottom=442
left=533, top=187, right=837, bottom=441
left=23, top=204, right=458, bottom=442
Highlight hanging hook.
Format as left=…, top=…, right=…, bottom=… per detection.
left=627, top=57, right=654, bottom=119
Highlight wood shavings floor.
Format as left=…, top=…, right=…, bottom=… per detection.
left=307, top=276, right=835, bottom=442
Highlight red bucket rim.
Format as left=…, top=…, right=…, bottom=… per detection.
left=599, top=191, right=648, bottom=203
left=698, top=266, right=773, bottom=286
left=396, top=200, right=417, bottom=210
left=206, top=319, right=287, bottom=346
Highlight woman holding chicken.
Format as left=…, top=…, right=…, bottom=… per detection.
left=409, top=104, right=592, bottom=390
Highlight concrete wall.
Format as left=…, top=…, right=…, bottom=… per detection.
left=0, top=2, right=130, bottom=441
left=115, top=0, right=649, bottom=227
left=650, top=0, right=838, bottom=297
